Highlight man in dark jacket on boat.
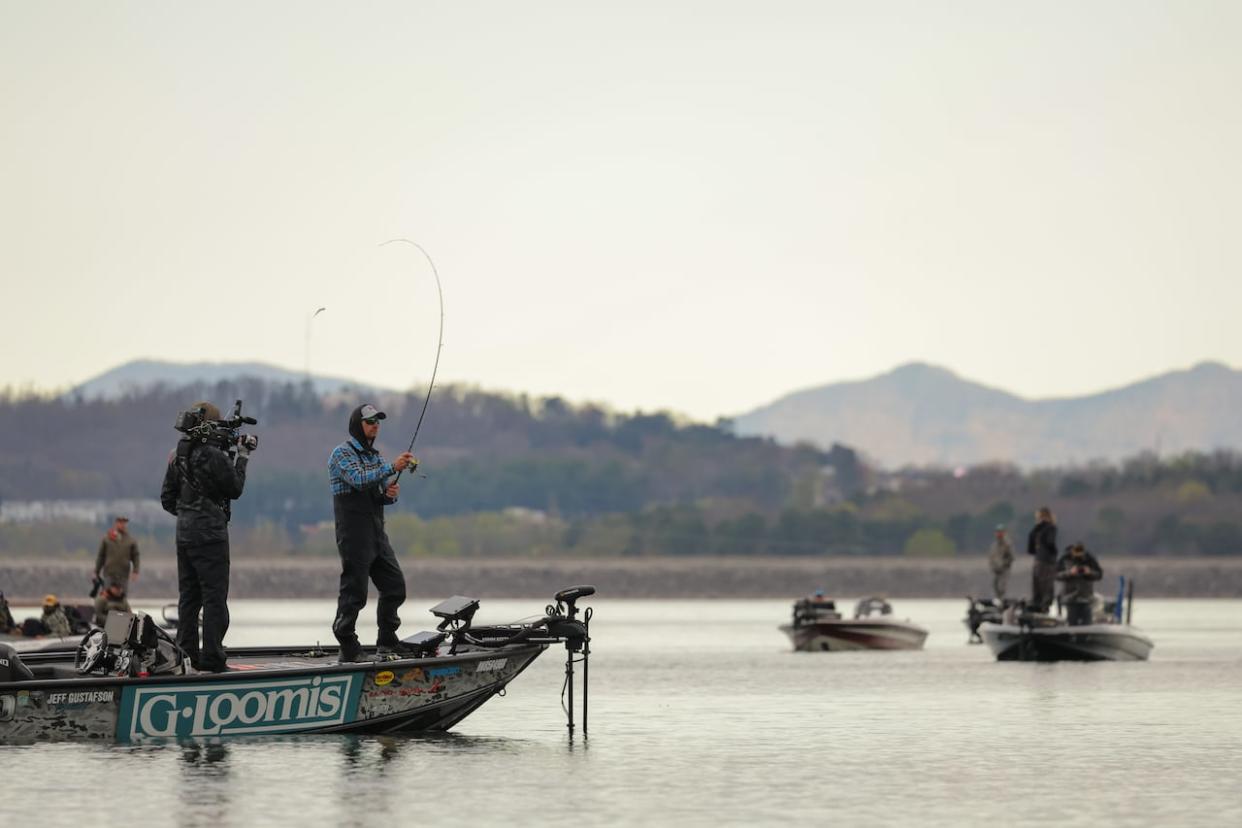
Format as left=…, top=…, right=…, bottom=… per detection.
left=1056, top=542, right=1103, bottom=625
left=328, top=403, right=416, bottom=663
left=161, top=401, right=250, bottom=672
left=0, top=592, right=18, bottom=634
left=1027, top=507, right=1058, bottom=612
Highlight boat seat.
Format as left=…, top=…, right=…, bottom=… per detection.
left=0, top=643, right=34, bottom=682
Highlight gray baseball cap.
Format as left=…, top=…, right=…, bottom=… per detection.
left=359, top=404, right=387, bottom=421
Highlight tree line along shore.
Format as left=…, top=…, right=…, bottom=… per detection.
left=5, top=379, right=1242, bottom=563
left=3, top=556, right=1239, bottom=603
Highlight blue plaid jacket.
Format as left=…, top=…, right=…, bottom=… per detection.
left=328, top=438, right=398, bottom=503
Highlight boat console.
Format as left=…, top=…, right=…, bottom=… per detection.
left=76, top=610, right=185, bottom=678
left=853, top=596, right=893, bottom=619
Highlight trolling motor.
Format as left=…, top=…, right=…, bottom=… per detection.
left=396, top=587, right=597, bottom=735
left=546, top=585, right=594, bottom=737
left=432, top=585, right=595, bottom=736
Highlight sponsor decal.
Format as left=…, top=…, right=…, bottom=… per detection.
left=427, top=666, right=461, bottom=679
left=400, top=668, right=425, bottom=683
left=0, top=694, right=14, bottom=722
left=117, top=674, right=362, bottom=741
left=47, top=690, right=115, bottom=706
left=475, top=658, right=508, bottom=673
left=0, top=656, right=9, bottom=667
left=371, top=680, right=444, bottom=698
left=374, top=671, right=395, bottom=687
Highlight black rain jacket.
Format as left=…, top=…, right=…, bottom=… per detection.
left=161, top=439, right=248, bottom=547
left=1056, top=550, right=1103, bottom=603
left=1027, top=520, right=1059, bottom=565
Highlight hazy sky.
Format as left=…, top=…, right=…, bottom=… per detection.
left=3, top=1, right=1240, bottom=420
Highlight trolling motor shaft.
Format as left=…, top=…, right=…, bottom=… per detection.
left=548, top=585, right=595, bottom=737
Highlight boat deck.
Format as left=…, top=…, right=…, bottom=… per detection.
left=9, top=643, right=540, bottom=688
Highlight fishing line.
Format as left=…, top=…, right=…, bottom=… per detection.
left=379, top=238, right=445, bottom=486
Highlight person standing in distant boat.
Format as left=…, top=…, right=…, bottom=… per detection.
left=328, top=403, right=417, bottom=663
left=93, top=515, right=139, bottom=623
left=987, top=525, right=1014, bottom=599
left=1027, top=507, right=1058, bottom=612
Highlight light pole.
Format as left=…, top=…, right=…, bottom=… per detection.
left=305, top=306, right=326, bottom=386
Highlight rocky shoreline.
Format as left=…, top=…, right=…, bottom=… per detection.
left=3, top=556, right=1240, bottom=603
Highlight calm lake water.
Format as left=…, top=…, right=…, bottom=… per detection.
left=4, top=597, right=1240, bottom=826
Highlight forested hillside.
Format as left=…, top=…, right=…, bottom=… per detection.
left=0, top=376, right=855, bottom=525
left=2, top=379, right=1241, bottom=559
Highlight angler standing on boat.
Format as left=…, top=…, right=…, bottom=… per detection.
left=987, top=525, right=1014, bottom=599
left=1057, top=542, right=1103, bottom=625
left=329, top=403, right=417, bottom=663
left=161, top=401, right=252, bottom=673
left=1027, top=506, right=1058, bottom=612
left=93, top=515, right=139, bottom=623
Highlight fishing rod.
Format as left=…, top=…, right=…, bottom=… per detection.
left=379, top=238, right=444, bottom=487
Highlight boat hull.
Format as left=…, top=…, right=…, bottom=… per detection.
left=780, top=619, right=928, bottom=652
left=0, top=644, right=544, bottom=744
left=980, top=624, right=1153, bottom=662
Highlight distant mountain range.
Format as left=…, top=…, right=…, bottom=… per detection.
left=71, top=358, right=1242, bottom=469
left=731, top=361, right=1242, bottom=468
left=70, top=359, right=390, bottom=399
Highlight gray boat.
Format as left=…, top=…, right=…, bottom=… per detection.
left=979, top=578, right=1152, bottom=662
left=980, top=620, right=1154, bottom=661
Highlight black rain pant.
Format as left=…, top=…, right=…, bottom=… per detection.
left=1031, top=560, right=1057, bottom=613
left=176, top=540, right=230, bottom=671
left=332, top=494, right=406, bottom=648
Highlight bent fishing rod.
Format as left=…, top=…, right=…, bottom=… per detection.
left=379, top=238, right=445, bottom=487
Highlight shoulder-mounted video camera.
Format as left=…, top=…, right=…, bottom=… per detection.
left=174, top=399, right=260, bottom=460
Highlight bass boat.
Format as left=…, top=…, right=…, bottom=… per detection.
left=979, top=577, right=1152, bottom=662
left=780, top=595, right=928, bottom=652
left=0, top=586, right=594, bottom=744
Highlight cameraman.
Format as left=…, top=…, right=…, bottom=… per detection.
left=160, top=400, right=251, bottom=672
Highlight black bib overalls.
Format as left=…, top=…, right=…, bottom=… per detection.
left=331, top=487, right=407, bottom=648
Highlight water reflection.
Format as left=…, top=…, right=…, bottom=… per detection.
left=339, top=733, right=404, bottom=772
left=178, top=740, right=231, bottom=823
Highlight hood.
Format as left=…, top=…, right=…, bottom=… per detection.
left=348, top=405, right=375, bottom=451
